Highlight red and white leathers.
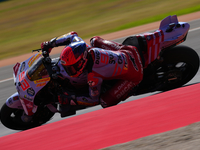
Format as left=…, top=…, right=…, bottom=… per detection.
left=48, top=32, right=143, bottom=108
left=89, top=36, right=143, bottom=107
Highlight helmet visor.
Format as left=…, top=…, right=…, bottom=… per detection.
left=64, top=59, right=84, bottom=76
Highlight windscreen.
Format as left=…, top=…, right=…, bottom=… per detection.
left=27, top=57, right=49, bottom=81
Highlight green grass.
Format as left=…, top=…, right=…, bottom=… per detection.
left=0, top=0, right=200, bottom=60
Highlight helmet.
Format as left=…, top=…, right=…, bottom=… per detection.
left=60, top=41, right=88, bottom=77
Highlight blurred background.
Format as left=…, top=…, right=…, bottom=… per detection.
left=0, top=0, right=200, bottom=60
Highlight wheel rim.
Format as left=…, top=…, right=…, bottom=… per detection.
left=156, top=61, right=192, bottom=85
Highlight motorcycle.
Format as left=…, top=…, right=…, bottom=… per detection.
left=0, top=15, right=199, bottom=130
left=0, top=51, right=89, bottom=130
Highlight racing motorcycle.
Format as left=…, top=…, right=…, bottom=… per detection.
left=0, top=15, right=199, bottom=130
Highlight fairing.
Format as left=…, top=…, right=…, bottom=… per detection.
left=6, top=92, right=22, bottom=109
left=7, top=53, right=50, bottom=116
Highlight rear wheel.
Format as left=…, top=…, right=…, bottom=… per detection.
left=0, top=103, right=56, bottom=130
left=157, top=45, right=199, bottom=91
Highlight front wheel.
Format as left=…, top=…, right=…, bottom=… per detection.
left=0, top=103, right=56, bottom=130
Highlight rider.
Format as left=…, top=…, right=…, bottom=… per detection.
left=41, top=31, right=143, bottom=117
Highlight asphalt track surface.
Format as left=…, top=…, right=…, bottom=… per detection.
left=0, top=18, right=200, bottom=138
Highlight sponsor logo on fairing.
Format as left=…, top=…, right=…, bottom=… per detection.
left=28, top=53, right=42, bottom=67
left=24, top=95, right=33, bottom=101
left=34, top=77, right=50, bottom=84
left=13, top=96, right=19, bottom=101
left=27, top=88, right=35, bottom=96
left=36, top=82, right=46, bottom=87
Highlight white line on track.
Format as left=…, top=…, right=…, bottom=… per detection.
left=0, top=26, right=200, bottom=84
left=0, top=77, right=13, bottom=83
left=189, top=27, right=200, bottom=32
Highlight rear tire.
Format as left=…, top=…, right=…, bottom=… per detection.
left=0, top=103, right=56, bottom=130
left=159, top=45, right=199, bottom=90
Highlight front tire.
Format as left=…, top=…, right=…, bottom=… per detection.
left=0, top=103, right=56, bottom=130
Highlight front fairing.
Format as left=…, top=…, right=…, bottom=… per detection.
left=6, top=92, right=22, bottom=109
left=14, top=53, right=50, bottom=115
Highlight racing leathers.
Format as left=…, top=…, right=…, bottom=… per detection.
left=44, top=31, right=143, bottom=108
left=89, top=36, right=143, bottom=107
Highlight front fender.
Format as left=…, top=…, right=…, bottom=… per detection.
left=6, top=92, right=23, bottom=109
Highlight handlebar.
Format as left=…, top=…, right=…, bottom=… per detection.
left=32, top=48, right=42, bottom=53
left=32, top=48, right=50, bottom=58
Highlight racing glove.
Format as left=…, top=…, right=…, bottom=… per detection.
left=41, top=37, right=57, bottom=53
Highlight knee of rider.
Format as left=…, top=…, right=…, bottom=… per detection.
left=100, top=91, right=113, bottom=108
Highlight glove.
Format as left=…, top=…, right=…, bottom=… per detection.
left=41, top=41, right=53, bottom=53
left=70, top=31, right=78, bottom=36
left=41, top=37, right=57, bottom=53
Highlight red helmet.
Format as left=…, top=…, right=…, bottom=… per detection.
left=60, top=41, right=88, bottom=77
